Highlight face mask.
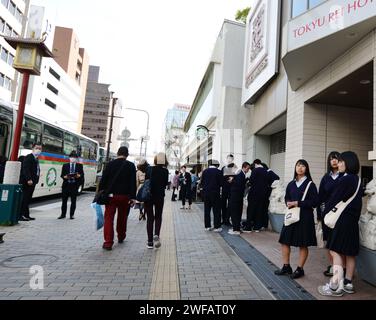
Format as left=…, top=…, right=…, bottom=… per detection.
left=33, top=149, right=42, bottom=156
left=70, top=158, right=77, bottom=163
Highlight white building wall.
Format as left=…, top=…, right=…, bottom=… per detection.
left=0, top=0, right=27, bottom=101
left=285, top=30, right=376, bottom=182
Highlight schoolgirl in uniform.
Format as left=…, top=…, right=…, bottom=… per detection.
left=317, top=152, right=343, bottom=277
left=318, top=152, right=363, bottom=297
left=275, top=160, right=318, bottom=279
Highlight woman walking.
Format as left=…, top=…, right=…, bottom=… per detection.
left=144, top=153, right=169, bottom=249
left=136, top=159, right=149, bottom=221
left=318, top=152, right=363, bottom=297
left=317, top=152, right=343, bottom=277
left=275, top=160, right=318, bottom=279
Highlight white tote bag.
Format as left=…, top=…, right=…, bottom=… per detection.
left=324, top=178, right=361, bottom=229
left=284, top=181, right=313, bottom=227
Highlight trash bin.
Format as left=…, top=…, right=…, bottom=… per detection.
left=0, top=184, right=23, bottom=226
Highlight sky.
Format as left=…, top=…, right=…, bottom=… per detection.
left=31, top=0, right=250, bottom=159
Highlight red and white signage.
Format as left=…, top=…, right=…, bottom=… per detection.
left=288, top=0, right=376, bottom=51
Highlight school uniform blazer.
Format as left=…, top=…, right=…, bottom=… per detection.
left=230, top=171, right=246, bottom=202
left=201, top=167, right=222, bottom=195
left=247, top=167, right=269, bottom=200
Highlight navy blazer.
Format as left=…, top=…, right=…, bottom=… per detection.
left=230, top=170, right=246, bottom=201
left=201, top=167, right=222, bottom=195
left=248, top=167, right=269, bottom=200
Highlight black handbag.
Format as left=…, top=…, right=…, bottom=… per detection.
left=95, top=160, right=127, bottom=205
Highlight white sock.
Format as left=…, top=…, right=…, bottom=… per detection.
left=330, top=265, right=344, bottom=290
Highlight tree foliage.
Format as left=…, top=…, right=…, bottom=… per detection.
left=235, top=7, right=251, bottom=24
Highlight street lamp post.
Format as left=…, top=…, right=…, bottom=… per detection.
left=106, top=91, right=118, bottom=164
left=125, top=108, right=150, bottom=158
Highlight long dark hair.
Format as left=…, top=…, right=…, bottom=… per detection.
left=327, top=151, right=341, bottom=174
left=293, top=159, right=312, bottom=182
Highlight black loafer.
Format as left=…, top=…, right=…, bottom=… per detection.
left=58, top=216, right=66, bottom=220
left=275, top=266, right=293, bottom=276
left=291, top=268, right=305, bottom=279
left=28, top=217, right=36, bottom=221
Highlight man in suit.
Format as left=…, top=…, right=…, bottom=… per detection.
left=201, top=160, right=222, bottom=232
left=180, top=166, right=192, bottom=210
left=228, top=162, right=251, bottom=236
left=58, top=151, right=84, bottom=220
left=19, top=143, right=42, bottom=221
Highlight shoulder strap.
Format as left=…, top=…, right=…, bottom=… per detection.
left=301, top=181, right=313, bottom=201
left=344, top=178, right=361, bottom=205
left=104, top=160, right=128, bottom=193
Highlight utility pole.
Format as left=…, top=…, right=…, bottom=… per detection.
left=106, top=94, right=118, bottom=163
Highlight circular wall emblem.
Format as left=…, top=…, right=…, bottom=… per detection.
left=46, top=168, right=57, bottom=187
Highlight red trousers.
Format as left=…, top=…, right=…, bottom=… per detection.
left=103, top=195, right=130, bottom=248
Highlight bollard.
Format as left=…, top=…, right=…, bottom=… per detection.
left=0, top=233, right=5, bottom=244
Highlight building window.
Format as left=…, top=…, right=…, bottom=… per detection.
left=47, top=83, right=59, bottom=95
left=45, top=98, right=57, bottom=109
left=291, top=0, right=326, bottom=18
left=1, top=0, right=9, bottom=9
left=0, top=73, right=4, bottom=87
left=4, top=23, right=11, bottom=36
left=1, top=47, right=8, bottom=63
left=9, top=1, right=16, bottom=15
left=75, top=72, right=81, bottom=85
left=0, top=18, right=5, bottom=33
left=49, top=67, right=60, bottom=80
left=4, top=77, right=11, bottom=90
left=8, top=53, right=14, bottom=66
left=271, top=130, right=286, bottom=155
left=16, top=9, right=22, bottom=23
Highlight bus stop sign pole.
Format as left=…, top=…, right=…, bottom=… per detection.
left=10, top=72, right=30, bottom=161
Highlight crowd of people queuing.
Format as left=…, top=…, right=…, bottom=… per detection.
left=0, top=145, right=364, bottom=297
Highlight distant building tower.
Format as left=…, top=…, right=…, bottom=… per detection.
left=164, top=104, right=191, bottom=169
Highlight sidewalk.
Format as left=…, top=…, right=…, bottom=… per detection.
left=237, top=225, right=376, bottom=300
left=0, top=192, right=273, bottom=300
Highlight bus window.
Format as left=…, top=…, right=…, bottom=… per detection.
left=89, top=141, right=97, bottom=160
left=64, top=132, right=80, bottom=156
left=0, top=122, right=8, bottom=157
left=21, top=117, right=41, bottom=150
left=43, top=124, right=63, bottom=154
left=79, top=139, right=90, bottom=160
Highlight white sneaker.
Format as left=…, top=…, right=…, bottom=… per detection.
left=318, top=281, right=344, bottom=297
left=205, top=227, right=213, bottom=231
left=228, top=230, right=241, bottom=236
left=154, top=236, right=161, bottom=249
left=213, top=228, right=223, bottom=233
left=147, top=242, right=154, bottom=249
left=343, top=282, right=355, bottom=294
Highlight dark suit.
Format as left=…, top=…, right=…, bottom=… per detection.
left=19, top=153, right=40, bottom=219
left=201, top=167, right=222, bottom=229
left=60, top=162, right=84, bottom=218
left=180, top=172, right=192, bottom=207
left=229, top=171, right=246, bottom=231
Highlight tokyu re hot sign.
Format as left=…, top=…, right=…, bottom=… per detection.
left=288, top=0, right=376, bottom=51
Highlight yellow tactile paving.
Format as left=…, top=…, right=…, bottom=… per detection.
left=149, top=200, right=180, bottom=300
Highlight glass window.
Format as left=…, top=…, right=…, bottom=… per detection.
left=4, top=24, right=11, bottom=36
left=309, top=0, right=325, bottom=9
left=8, top=53, right=14, bottom=66
left=16, top=9, right=22, bottom=23
left=1, top=0, right=9, bottom=8
left=1, top=48, right=8, bottom=63
left=4, top=77, right=11, bottom=90
left=9, top=1, right=16, bottom=15
left=21, top=117, right=42, bottom=150
left=292, top=0, right=308, bottom=18
left=63, top=132, right=79, bottom=156
left=43, top=124, right=63, bottom=154
left=0, top=18, right=5, bottom=33
left=0, top=73, right=4, bottom=87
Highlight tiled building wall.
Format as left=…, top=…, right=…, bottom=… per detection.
left=285, top=29, right=376, bottom=182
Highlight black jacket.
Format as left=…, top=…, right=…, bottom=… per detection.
left=201, top=167, right=222, bottom=195
left=99, top=158, right=137, bottom=198
left=20, top=153, right=40, bottom=186
left=179, top=172, right=192, bottom=189
left=248, top=167, right=269, bottom=200
left=61, top=162, right=85, bottom=189
left=230, top=170, right=246, bottom=201
left=145, top=166, right=169, bottom=199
